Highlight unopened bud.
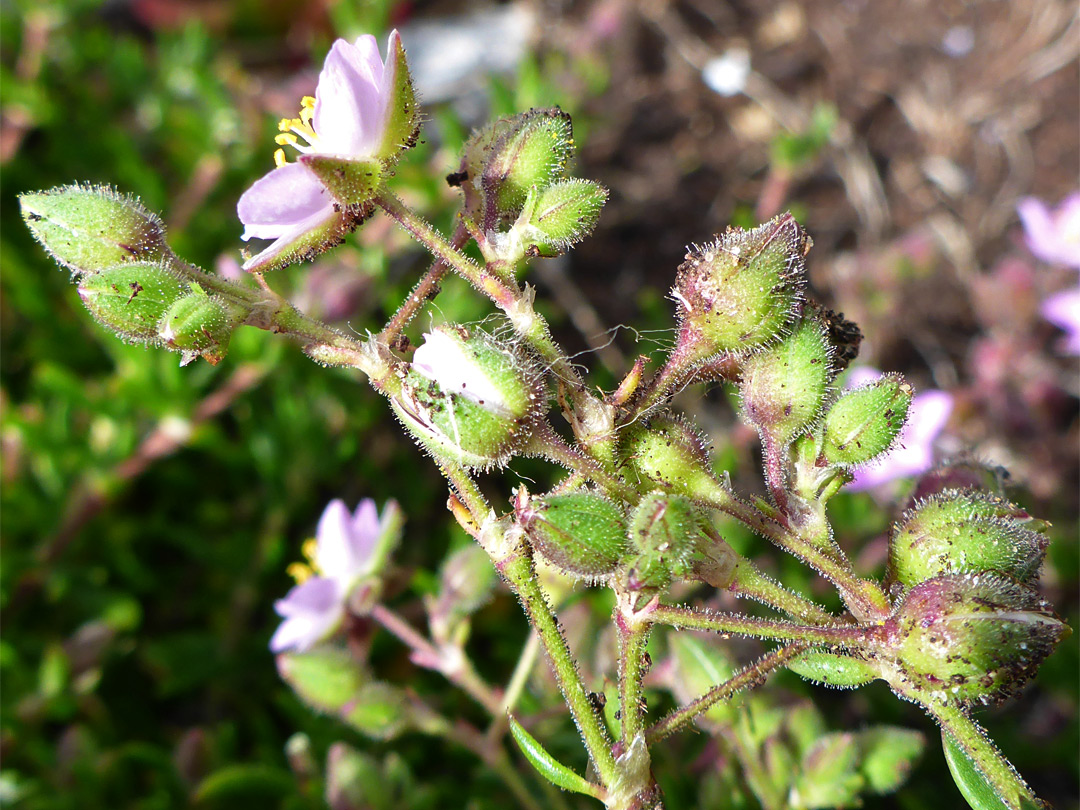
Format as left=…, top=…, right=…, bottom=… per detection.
left=739, top=316, right=831, bottom=443
left=277, top=647, right=365, bottom=714
left=517, top=491, right=627, bottom=579
left=673, top=213, right=807, bottom=360
left=788, top=651, right=878, bottom=689
left=623, top=491, right=708, bottom=591
left=392, top=326, right=543, bottom=469
left=821, top=374, right=911, bottom=466
left=620, top=415, right=725, bottom=503
left=887, top=490, right=1048, bottom=589
left=517, top=179, right=608, bottom=257
left=77, top=262, right=186, bottom=344
left=21, top=184, right=168, bottom=275
left=877, top=573, right=1068, bottom=706
left=158, top=285, right=234, bottom=365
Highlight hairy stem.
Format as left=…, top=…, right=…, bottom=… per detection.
left=498, top=551, right=620, bottom=788
left=727, top=557, right=838, bottom=624
left=647, top=644, right=807, bottom=744
left=616, top=598, right=652, bottom=746
left=645, top=603, right=869, bottom=647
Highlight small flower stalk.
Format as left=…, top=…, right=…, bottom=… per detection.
left=22, top=31, right=1070, bottom=810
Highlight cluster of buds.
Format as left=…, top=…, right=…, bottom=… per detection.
left=21, top=185, right=240, bottom=365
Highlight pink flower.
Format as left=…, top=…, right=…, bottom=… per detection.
left=238, top=32, right=415, bottom=272
left=270, top=498, right=400, bottom=653
left=844, top=367, right=954, bottom=492
left=1040, top=286, right=1080, bottom=355
left=1016, top=194, right=1080, bottom=268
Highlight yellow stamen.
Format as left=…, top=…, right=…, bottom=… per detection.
left=275, top=132, right=298, bottom=146
left=286, top=562, right=313, bottom=584
left=277, top=117, right=294, bottom=133
left=274, top=148, right=287, bottom=168
left=301, top=538, right=320, bottom=571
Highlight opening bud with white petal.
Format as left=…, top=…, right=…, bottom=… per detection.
left=517, top=491, right=627, bottom=580
left=874, top=573, right=1068, bottom=707
left=391, top=326, right=544, bottom=469
left=672, top=213, right=808, bottom=361
left=77, top=262, right=187, bottom=345
left=739, top=314, right=832, bottom=444
left=20, top=184, right=167, bottom=276
left=887, top=490, right=1048, bottom=590
left=821, top=373, right=912, bottom=467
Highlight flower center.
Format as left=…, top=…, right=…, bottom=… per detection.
left=285, top=537, right=321, bottom=583
left=273, top=96, right=320, bottom=168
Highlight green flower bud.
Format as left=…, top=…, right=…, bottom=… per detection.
left=453, top=108, right=574, bottom=220
left=624, top=491, right=708, bottom=591
left=822, top=373, right=912, bottom=466
left=277, top=647, right=365, bottom=714
left=342, top=681, right=411, bottom=740
left=739, top=316, right=831, bottom=443
left=878, top=573, right=1068, bottom=706
left=158, top=285, right=234, bottom=365
left=517, top=491, right=627, bottom=579
left=391, top=326, right=544, bottom=469
left=887, top=490, right=1048, bottom=590
left=672, top=213, right=807, bottom=360
left=298, top=155, right=383, bottom=210
left=788, top=651, right=878, bottom=689
left=620, top=415, right=725, bottom=503
left=77, top=261, right=186, bottom=344
left=517, top=179, right=608, bottom=257
left=20, top=184, right=167, bottom=275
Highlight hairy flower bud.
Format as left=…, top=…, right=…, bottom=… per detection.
left=788, top=651, right=879, bottom=689
left=20, top=184, right=167, bottom=275
left=517, top=491, right=627, bottom=579
left=392, top=326, right=543, bottom=469
left=739, top=315, right=831, bottom=443
left=620, top=415, right=725, bottom=503
left=516, top=179, right=608, bottom=257
left=158, top=285, right=234, bottom=365
left=821, top=373, right=912, bottom=466
left=887, top=490, right=1049, bottom=590
left=876, top=574, right=1068, bottom=706
left=672, top=213, right=807, bottom=360
left=77, top=262, right=186, bottom=344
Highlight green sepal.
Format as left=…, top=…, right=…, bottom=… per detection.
left=620, top=414, right=725, bottom=503
left=507, top=714, right=603, bottom=799
left=787, top=650, right=878, bottom=689
left=300, top=154, right=383, bottom=208
left=518, top=491, right=627, bottom=579
left=518, top=179, right=608, bottom=257
left=342, top=681, right=411, bottom=741
left=77, top=261, right=187, bottom=344
left=158, top=284, right=234, bottom=365
left=374, top=30, right=421, bottom=163
left=276, top=647, right=365, bottom=713
left=822, top=373, right=912, bottom=466
left=20, top=184, right=167, bottom=275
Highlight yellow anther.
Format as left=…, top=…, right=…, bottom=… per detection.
left=286, top=562, right=313, bottom=584
left=275, top=132, right=298, bottom=146
left=301, top=95, right=316, bottom=108
left=300, top=106, right=315, bottom=126
left=277, top=117, right=294, bottom=132
left=274, top=148, right=287, bottom=168
left=301, top=538, right=320, bottom=571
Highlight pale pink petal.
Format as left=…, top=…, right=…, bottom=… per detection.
left=1017, top=198, right=1056, bottom=263
left=270, top=577, right=343, bottom=652
left=238, top=162, right=332, bottom=239
left=315, top=499, right=354, bottom=577
left=313, top=36, right=385, bottom=156
left=1018, top=195, right=1080, bottom=268
left=1041, top=287, right=1080, bottom=354
left=350, top=499, right=381, bottom=562
left=907, top=390, right=954, bottom=444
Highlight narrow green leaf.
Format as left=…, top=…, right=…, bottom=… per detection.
left=942, top=733, right=1042, bottom=810
left=193, top=764, right=295, bottom=803
left=507, top=714, right=603, bottom=800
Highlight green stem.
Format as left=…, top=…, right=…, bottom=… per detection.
left=529, top=422, right=634, bottom=501
left=499, top=551, right=620, bottom=788
left=616, top=602, right=652, bottom=746
left=645, top=603, right=869, bottom=647
left=646, top=644, right=807, bottom=744
left=917, top=697, right=1040, bottom=810
left=728, top=557, right=838, bottom=625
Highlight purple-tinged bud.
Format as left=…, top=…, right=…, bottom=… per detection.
left=672, top=214, right=808, bottom=361
left=77, top=262, right=186, bottom=344
left=876, top=573, right=1068, bottom=706
left=517, top=491, right=627, bottom=580
left=739, top=315, right=831, bottom=444
left=158, top=285, right=235, bottom=365
left=620, top=415, right=726, bottom=504
left=887, top=490, right=1048, bottom=590
left=821, top=373, right=911, bottom=467
left=391, top=326, right=544, bottom=469
left=20, top=185, right=168, bottom=276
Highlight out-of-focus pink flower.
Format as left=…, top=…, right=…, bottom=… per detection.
left=270, top=498, right=399, bottom=653
left=1040, top=286, right=1080, bottom=355
left=843, top=367, right=954, bottom=492
left=1017, top=194, right=1080, bottom=268
left=238, top=33, right=410, bottom=271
